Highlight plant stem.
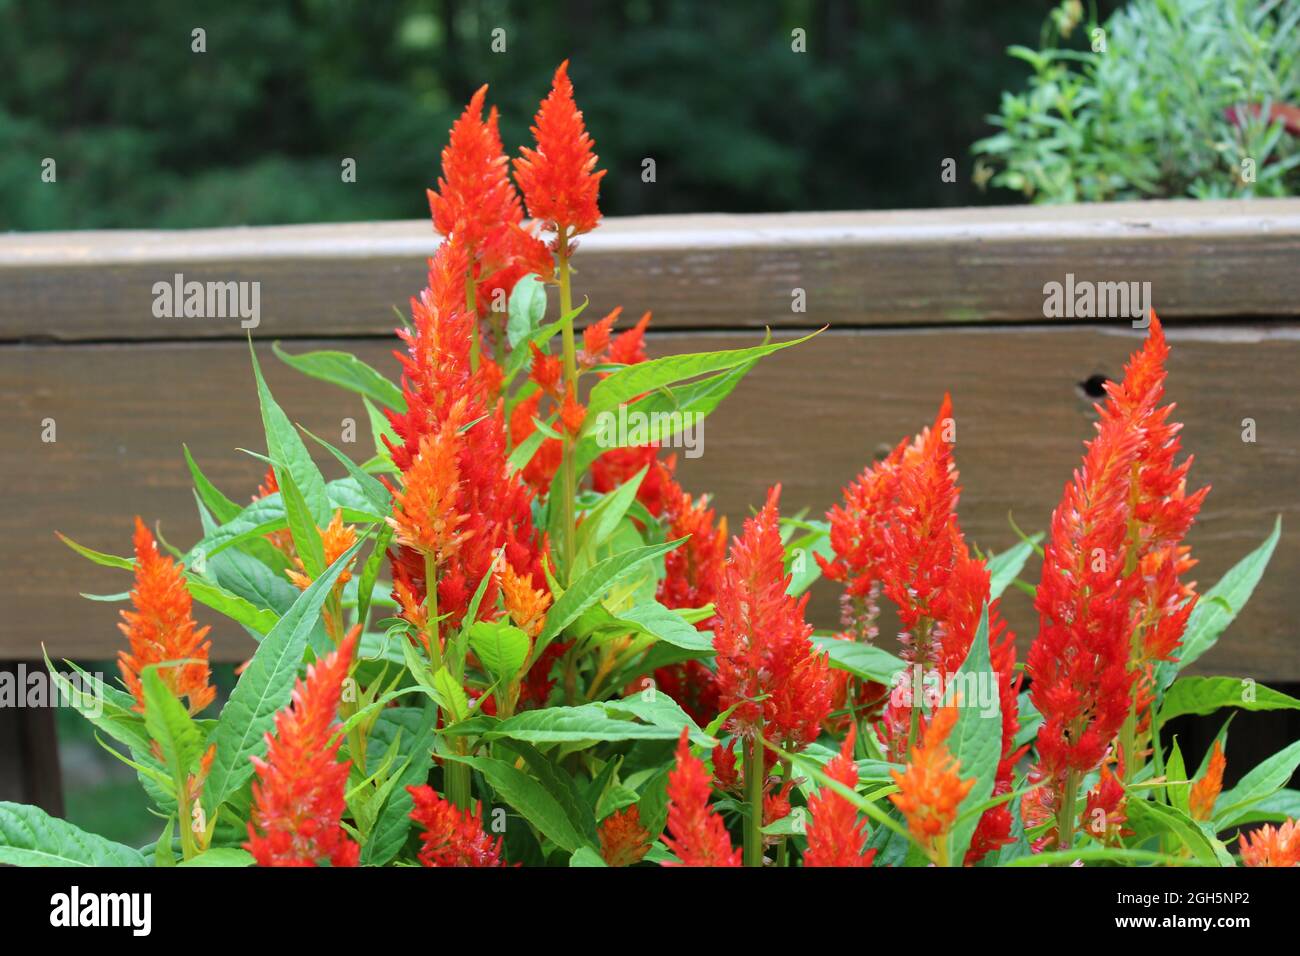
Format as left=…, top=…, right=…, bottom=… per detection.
left=743, top=736, right=765, bottom=867
left=466, top=272, right=480, bottom=373
left=556, top=230, right=578, bottom=582
left=1057, top=768, right=1080, bottom=851
left=423, top=553, right=441, bottom=672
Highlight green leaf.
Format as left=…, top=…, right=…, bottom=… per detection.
left=1214, top=739, right=1300, bottom=830
left=811, top=635, right=906, bottom=684
left=985, top=535, right=1042, bottom=600
left=56, top=532, right=133, bottom=570
left=507, top=274, right=547, bottom=347
left=185, top=575, right=280, bottom=635
left=301, top=426, right=392, bottom=516
left=1126, top=798, right=1224, bottom=866
left=486, top=702, right=713, bottom=747
left=946, top=605, right=1003, bottom=865
left=469, top=621, right=531, bottom=683
left=1158, top=676, right=1300, bottom=724
left=1157, top=518, right=1281, bottom=691
left=250, top=340, right=330, bottom=525
left=183, top=444, right=241, bottom=523
left=582, top=330, right=822, bottom=432
left=444, top=754, right=589, bottom=853
left=277, top=466, right=326, bottom=580
left=273, top=342, right=405, bottom=411
left=613, top=601, right=713, bottom=652
left=141, top=666, right=207, bottom=798
left=1166, top=738, right=1190, bottom=816
left=493, top=739, right=600, bottom=847
left=361, top=705, right=438, bottom=866
left=204, top=537, right=367, bottom=814
left=569, top=846, right=607, bottom=867
left=574, top=466, right=647, bottom=560
left=535, top=539, right=685, bottom=653
left=356, top=523, right=394, bottom=630
left=363, top=395, right=401, bottom=458
left=433, top=667, right=470, bottom=723
left=177, top=847, right=254, bottom=867
left=0, top=802, right=147, bottom=867
left=603, top=693, right=712, bottom=745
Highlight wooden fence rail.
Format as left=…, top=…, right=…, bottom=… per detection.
left=1, top=198, right=1298, bottom=694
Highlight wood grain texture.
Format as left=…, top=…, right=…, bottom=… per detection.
left=3, top=325, right=1296, bottom=679
left=2, top=199, right=1298, bottom=341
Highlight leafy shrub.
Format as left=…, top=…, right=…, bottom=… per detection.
left=974, top=0, right=1300, bottom=202
left=2, top=61, right=1296, bottom=869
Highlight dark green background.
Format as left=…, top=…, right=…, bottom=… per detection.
left=0, top=0, right=1116, bottom=230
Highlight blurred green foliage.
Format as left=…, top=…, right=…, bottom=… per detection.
left=974, top=0, right=1300, bottom=202
left=1, top=0, right=1067, bottom=229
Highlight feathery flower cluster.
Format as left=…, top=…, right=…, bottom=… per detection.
left=285, top=510, right=358, bottom=591
left=598, top=805, right=651, bottom=867
left=245, top=629, right=359, bottom=867
left=713, top=486, right=833, bottom=750
left=1189, top=740, right=1226, bottom=822
left=407, top=786, right=508, bottom=867
left=1238, top=818, right=1300, bottom=867
left=1027, top=313, right=1208, bottom=841
left=116, top=517, right=214, bottom=716
left=805, top=727, right=874, bottom=867
left=889, top=706, right=974, bottom=862
left=662, top=729, right=740, bottom=867
left=514, top=60, right=605, bottom=245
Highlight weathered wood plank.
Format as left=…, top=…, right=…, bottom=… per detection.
left=3, top=325, right=1295, bottom=679
left=2, top=200, right=1298, bottom=341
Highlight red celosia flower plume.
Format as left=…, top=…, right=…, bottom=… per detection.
left=889, top=706, right=974, bottom=862
left=514, top=60, right=605, bottom=243
left=598, top=805, right=651, bottom=867
left=407, top=786, right=509, bottom=867
left=805, top=726, right=875, bottom=867
left=116, top=517, right=215, bottom=716
left=713, top=486, right=833, bottom=751
left=245, top=628, right=359, bottom=867
left=662, top=729, right=740, bottom=867
left=1082, top=765, right=1131, bottom=846
left=384, top=237, right=544, bottom=642
left=1239, top=818, right=1300, bottom=867
left=1027, top=313, right=1208, bottom=839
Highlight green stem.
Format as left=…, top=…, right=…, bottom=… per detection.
left=1057, top=769, right=1080, bottom=851
left=743, top=735, right=765, bottom=868
left=466, top=272, right=480, bottom=373
left=423, top=553, right=442, bottom=672
left=556, top=231, right=578, bottom=582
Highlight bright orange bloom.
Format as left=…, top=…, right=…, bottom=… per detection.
left=805, top=726, right=875, bottom=867
left=713, top=486, right=833, bottom=751
left=1239, top=818, right=1300, bottom=867
left=387, top=409, right=471, bottom=563
left=407, top=786, right=509, bottom=867
left=598, top=805, right=651, bottom=867
left=662, top=729, right=740, bottom=867
left=245, top=628, right=359, bottom=867
left=559, top=385, right=586, bottom=437
left=509, top=391, right=563, bottom=493
left=1189, top=740, right=1226, bottom=822
left=500, top=561, right=551, bottom=639
left=580, top=307, right=620, bottom=366
left=889, top=706, right=974, bottom=861
left=514, top=60, right=605, bottom=242
left=285, top=510, right=358, bottom=590
left=116, top=517, right=214, bottom=716
left=1082, top=765, right=1130, bottom=846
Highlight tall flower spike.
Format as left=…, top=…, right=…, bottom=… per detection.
left=514, top=60, right=605, bottom=243
left=805, top=726, right=875, bottom=867
left=662, top=729, right=740, bottom=867
left=246, top=628, right=359, bottom=867
left=713, top=485, right=833, bottom=751
left=1188, top=740, right=1226, bottom=822
left=889, top=706, right=974, bottom=864
left=407, top=786, right=509, bottom=867
left=117, top=517, right=214, bottom=715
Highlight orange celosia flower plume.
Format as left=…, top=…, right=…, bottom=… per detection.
left=889, top=706, right=974, bottom=864
left=1239, top=818, right=1300, bottom=867
left=407, top=785, right=509, bottom=867
left=1188, top=740, right=1226, bottom=822
left=805, top=726, right=875, bottom=867
left=245, top=628, right=360, bottom=867
left=661, top=729, right=740, bottom=867
left=714, top=485, right=833, bottom=752
left=598, top=805, right=651, bottom=867
left=116, top=517, right=215, bottom=716
left=514, top=60, right=605, bottom=244
left=285, top=510, right=358, bottom=591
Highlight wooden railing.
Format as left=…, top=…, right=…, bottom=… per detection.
left=1, top=198, right=1298, bottom=689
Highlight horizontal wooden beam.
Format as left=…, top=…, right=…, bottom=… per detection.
left=2, top=199, right=1298, bottom=342
left=4, top=324, right=1296, bottom=679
